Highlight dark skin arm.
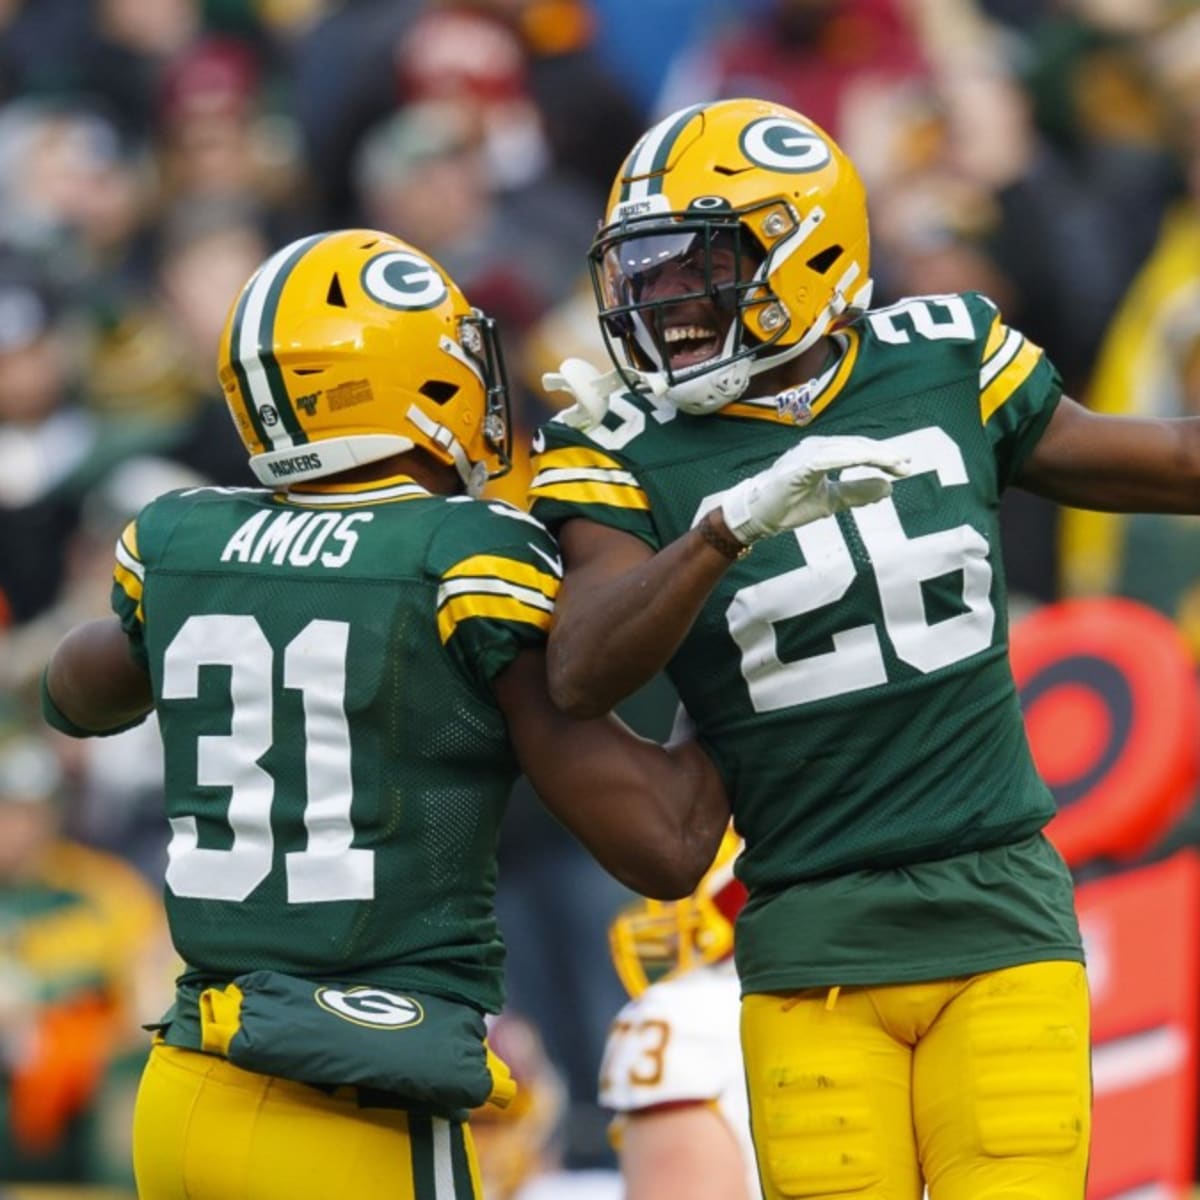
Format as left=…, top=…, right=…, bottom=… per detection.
left=494, top=648, right=730, bottom=898
left=547, top=518, right=739, bottom=718
left=46, top=620, right=729, bottom=899
left=1016, top=396, right=1200, bottom=511
left=45, top=618, right=153, bottom=733
left=548, top=397, right=1200, bottom=719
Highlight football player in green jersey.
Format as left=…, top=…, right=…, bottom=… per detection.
left=528, top=98, right=1200, bottom=1200
left=40, top=230, right=733, bottom=1200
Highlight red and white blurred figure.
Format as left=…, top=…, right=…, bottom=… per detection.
left=394, top=4, right=549, bottom=191
left=600, top=827, right=758, bottom=1200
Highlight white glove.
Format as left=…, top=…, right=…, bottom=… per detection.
left=721, top=435, right=912, bottom=545
left=542, top=358, right=625, bottom=430
left=541, top=358, right=666, bottom=431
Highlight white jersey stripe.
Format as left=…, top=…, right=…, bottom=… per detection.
left=431, top=1117, right=455, bottom=1199
left=437, top=577, right=556, bottom=613
left=530, top=466, right=642, bottom=488
left=979, top=327, right=1023, bottom=389
left=115, top=538, right=145, bottom=580
left=284, top=483, right=428, bottom=507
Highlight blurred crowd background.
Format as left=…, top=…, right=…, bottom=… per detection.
left=0, top=0, right=1199, bottom=1194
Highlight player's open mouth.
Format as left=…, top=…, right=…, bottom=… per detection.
left=663, top=323, right=722, bottom=370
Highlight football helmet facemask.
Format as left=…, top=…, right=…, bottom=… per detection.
left=590, top=97, right=873, bottom=414
left=609, top=826, right=747, bottom=998
left=218, top=229, right=511, bottom=493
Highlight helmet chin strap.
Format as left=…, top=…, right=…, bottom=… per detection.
left=405, top=405, right=487, bottom=497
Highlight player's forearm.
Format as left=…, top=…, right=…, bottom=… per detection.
left=498, top=651, right=730, bottom=897
left=587, top=739, right=731, bottom=899
left=548, top=525, right=735, bottom=718
left=529, top=722, right=730, bottom=897
left=44, top=619, right=153, bottom=736
left=1018, top=403, right=1200, bottom=512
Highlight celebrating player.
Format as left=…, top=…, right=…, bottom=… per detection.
left=41, top=229, right=733, bottom=1200
left=529, top=97, right=1200, bottom=1199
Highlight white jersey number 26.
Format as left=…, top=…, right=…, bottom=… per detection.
left=706, top=427, right=995, bottom=712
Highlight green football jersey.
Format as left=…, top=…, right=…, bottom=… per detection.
left=112, top=474, right=562, bottom=1025
left=530, top=291, right=1083, bottom=989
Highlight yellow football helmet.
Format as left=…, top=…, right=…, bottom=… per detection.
left=591, top=97, right=872, bottom=414
left=218, top=229, right=511, bottom=492
left=609, top=826, right=747, bottom=999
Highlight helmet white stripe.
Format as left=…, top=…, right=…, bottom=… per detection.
left=236, top=237, right=316, bottom=452
left=623, top=104, right=705, bottom=203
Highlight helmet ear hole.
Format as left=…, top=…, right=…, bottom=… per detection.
left=419, top=380, right=460, bottom=404
left=326, top=275, right=347, bottom=307
left=806, top=245, right=843, bottom=275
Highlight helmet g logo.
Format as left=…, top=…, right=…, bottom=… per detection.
left=361, top=251, right=449, bottom=311
left=314, top=986, right=425, bottom=1029
left=740, top=118, right=832, bottom=174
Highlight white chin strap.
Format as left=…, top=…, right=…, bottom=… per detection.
left=405, top=405, right=487, bottom=497
left=629, top=273, right=874, bottom=416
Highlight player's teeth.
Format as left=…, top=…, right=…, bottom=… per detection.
left=664, top=326, right=716, bottom=343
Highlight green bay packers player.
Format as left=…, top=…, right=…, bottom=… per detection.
left=600, top=826, right=758, bottom=1200
left=40, top=230, right=731, bottom=1200
left=529, top=98, right=1200, bottom=1200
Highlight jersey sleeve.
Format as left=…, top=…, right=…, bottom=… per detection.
left=969, top=293, right=1063, bottom=488
left=598, top=971, right=743, bottom=1114
left=111, top=515, right=150, bottom=671
left=527, top=417, right=661, bottom=550
left=428, top=500, right=562, bottom=691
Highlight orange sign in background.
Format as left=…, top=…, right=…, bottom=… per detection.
left=1077, top=854, right=1200, bottom=1199
left=1013, top=597, right=1199, bottom=868
left=1012, top=598, right=1200, bottom=1198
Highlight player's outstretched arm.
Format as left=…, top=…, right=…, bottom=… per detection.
left=495, top=648, right=730, bottom=899
left=1017, top=396, right=1200, bottom=512
left=547, top=436, right=909, bottom=718
left=44, top=618, right=153, bottom=736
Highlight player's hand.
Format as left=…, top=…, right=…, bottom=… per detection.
left=720, top=435, right=911, bottom=546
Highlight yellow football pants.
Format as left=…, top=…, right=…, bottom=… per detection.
left=133, top=1044, right=482, bottom=1200
left=741, top=960, right=1090, bottom=1200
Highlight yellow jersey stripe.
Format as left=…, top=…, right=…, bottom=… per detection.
left=808, top=327, right=862, bottom=420
left=282, top=472, right=430, bottom=506
left=719, top=399, right=787, bottom=423
left=981, top=337, right=1042, bottom=423
left=983, top=314, right=1006, bottom=361
left=281, top=487, right=427, bottom=508
left=437, top=593, right=553, bottom=643
left=719, top=329, right=861, bottom=424
left=291, top=471, right=421, bottom=494
left=527, top=478, right=650, bottom=510
left=533, top=446, right=627, bottom=472
left=445, top=555, right=560, bottom=598
left=113, top=564, right=144, bottom=624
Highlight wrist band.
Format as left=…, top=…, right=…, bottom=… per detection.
left=699, top=512, right=751, bottom=561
